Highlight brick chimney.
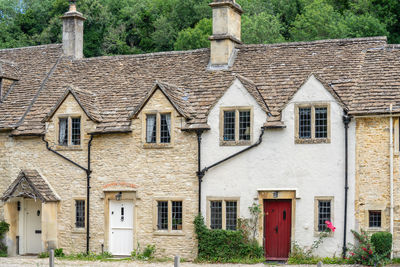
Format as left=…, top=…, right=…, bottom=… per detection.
left=61, top=0, right=85, bottom=59
left=209, top=0, right=243, bottom=67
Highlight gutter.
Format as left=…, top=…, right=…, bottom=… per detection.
left=196, top=128, right=265, bottom=212
left=342, top=113, right=352, bottom=258
left=42, top=135, right=93, bottom=254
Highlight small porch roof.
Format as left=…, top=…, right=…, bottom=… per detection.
left=1, top=170, right=60, bottom=202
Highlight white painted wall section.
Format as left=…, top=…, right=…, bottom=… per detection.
left=201, top=75, right=356, bottom=256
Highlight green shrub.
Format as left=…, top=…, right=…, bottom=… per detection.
left=194, top=214, right=264, bottom=262
left=0, top=221, right=9, bottom=257
left=38, top=251, right=49, bottom=258
left=348, top=229, right=389, bottom=266
left=55, top=248, right=65, bottom=257
left=131, top=243, right=156, bottom=260
left=371, top=232, right=392, bottom=258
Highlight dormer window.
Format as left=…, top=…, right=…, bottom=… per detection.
left=295, top=103, right=330, bottom=144
left=58, top=116, right=81, bottom=146
left=145, top=112, right=172, bottom=145
left=220, top=107, right=252, bottom=146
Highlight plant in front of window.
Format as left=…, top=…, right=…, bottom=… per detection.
left=288, top=221, right=336, bottom=262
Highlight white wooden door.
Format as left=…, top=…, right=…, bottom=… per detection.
left=109, top=200, right=134, bottom=256
left=25, top=199, right=42, bottom=254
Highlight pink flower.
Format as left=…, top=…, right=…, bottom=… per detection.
left=325, top=221, right=336, bottom=232
left=362, top=247, right=367, bottom=252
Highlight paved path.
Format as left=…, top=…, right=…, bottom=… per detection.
left=0, top=256, right=367, bottom=267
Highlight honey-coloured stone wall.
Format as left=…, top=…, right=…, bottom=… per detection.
left=0, top=89, right=198, bottom=259
left=355, top=117, right=400, bottom=256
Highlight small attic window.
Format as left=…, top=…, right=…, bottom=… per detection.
left=58, top=116, right=81, bottom=147
left=144, top=112, right=172, bottom=146
left=220, top=107, right=253, bottom=146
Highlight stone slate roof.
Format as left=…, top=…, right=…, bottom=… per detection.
left=0, top=44, right=62, bottom=131
left=1, top=170, right=60, bottom=202
left=1, top=36, right=400, bottom=135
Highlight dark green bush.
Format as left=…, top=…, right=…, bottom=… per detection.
left=0, top=221, right=9, bottom=257
left=371, top=232, right=392, bottom=258
left=55, top=248, right=65, bottom=257
left=194, top=214, right=264, bottom=262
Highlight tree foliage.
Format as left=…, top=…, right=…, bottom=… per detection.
left=0, top=0, right=396, bottom=57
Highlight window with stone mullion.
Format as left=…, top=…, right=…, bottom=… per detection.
left=223, top=111, right=236, bottom=141
left=157, top=201, right=168, bottom=230
left=226, top=201, right=237, bottom=230
left=299, top=107, right=311, bottom=139
left=160, top=113, right=171, bottom=143
left=146, top=114, right=157, bottom=143
left=239, top=111, right=250, bottom=140
left=71, top=118, right=81, bottom=145
left=315, top=107, right=327, bottom=138
left=59, top=118, right=68, bottom=146
left=210, top=201, right=223, bottom=229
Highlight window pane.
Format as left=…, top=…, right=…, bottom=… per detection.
left=75, top=200, right=85, bottom=228
left=59, top=118, right=68, bottom=146
left=71, top=118, right=81, bottom=145
left=160, top=113, right=171, bottom=143
left=369, top=211, right=381, bottom=228
left=226, top=201, right=237, bottom=230
left=172, top=201, right=182, bottom=230
left=210, top=201, right=222, bottom=229
left=223, top=111, right=235, bottom=141
left=318, top=200, right=331, bottom=231
left=315, top=107, right=328, bottom=138
left=239, top=111, right=251, bottom=141
left=299, top=108, right=311, bottom=139
left=157, top=201, right=168, bottom=230
left=146, top=114, right=157, bottom=143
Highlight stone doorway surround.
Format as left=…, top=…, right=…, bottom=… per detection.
left=1, top=170, right=60, bottom=255
left=102, top=182, right=139, bottom=254
left=257, top=189, right=299, bottom=249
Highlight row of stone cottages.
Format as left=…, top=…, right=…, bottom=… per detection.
left=0, top=0, right=400, bottom=260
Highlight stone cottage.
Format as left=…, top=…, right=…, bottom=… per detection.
left=1, top=0, right=400, bottom=260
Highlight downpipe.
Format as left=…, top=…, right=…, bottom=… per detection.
left=342, top=114, right=351, bottom=258
left=390, top=105, right=394, bottom=259
left=42, top=135, right=93, bottom=254
left=197, top=128, right=266, bottom=213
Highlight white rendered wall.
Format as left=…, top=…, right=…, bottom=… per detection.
left=201, top=76, right=356, bottom=256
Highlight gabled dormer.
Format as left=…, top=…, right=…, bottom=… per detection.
left=129, top=81, right=193, bottom=148
left=204, top=74, right=270, bottom=147
left=42, top=86, right=101, bottom=150
left=0, top=60, right=19, bottom=102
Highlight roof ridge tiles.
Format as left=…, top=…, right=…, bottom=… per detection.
left=0, top=43, right=62, bottom=52
left=238, top=36, right=387, bottom=50
left=79, top=48, right=209, bottom=61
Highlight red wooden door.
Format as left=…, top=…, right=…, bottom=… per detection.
left=264, top=199, right=292, bottom=260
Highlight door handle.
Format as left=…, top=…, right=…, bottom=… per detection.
left=275, top=226, right=278, bottom=233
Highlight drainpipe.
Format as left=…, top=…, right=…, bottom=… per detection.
left=42, top=135, right=93, bottom=254
left=390, top=104, right=394, bottom=259
left=196, top=130, right=204, bottom=213
left=87, top=135, right=93, bottom=255
left=197, top=128, right=266, bottom=213
left=342, top=113, right=351, bottom=258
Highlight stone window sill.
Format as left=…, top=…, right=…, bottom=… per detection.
left=153, top=230, right=185, bottom=236
left=313, top=231, right=334, bottom=238
left=143, top=143, right=173, bottom=149
left=367, top=227, right=383, bottom=232
left=220, top=140, right=252, bottom=146
left=55, top=145, right=83, bottom=151
left=72, top=228, right=86, bottom=234
left=295, top=138, right=330, bottom=144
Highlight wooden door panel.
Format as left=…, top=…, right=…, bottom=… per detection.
left=264, top=199, right=291, bottom=259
